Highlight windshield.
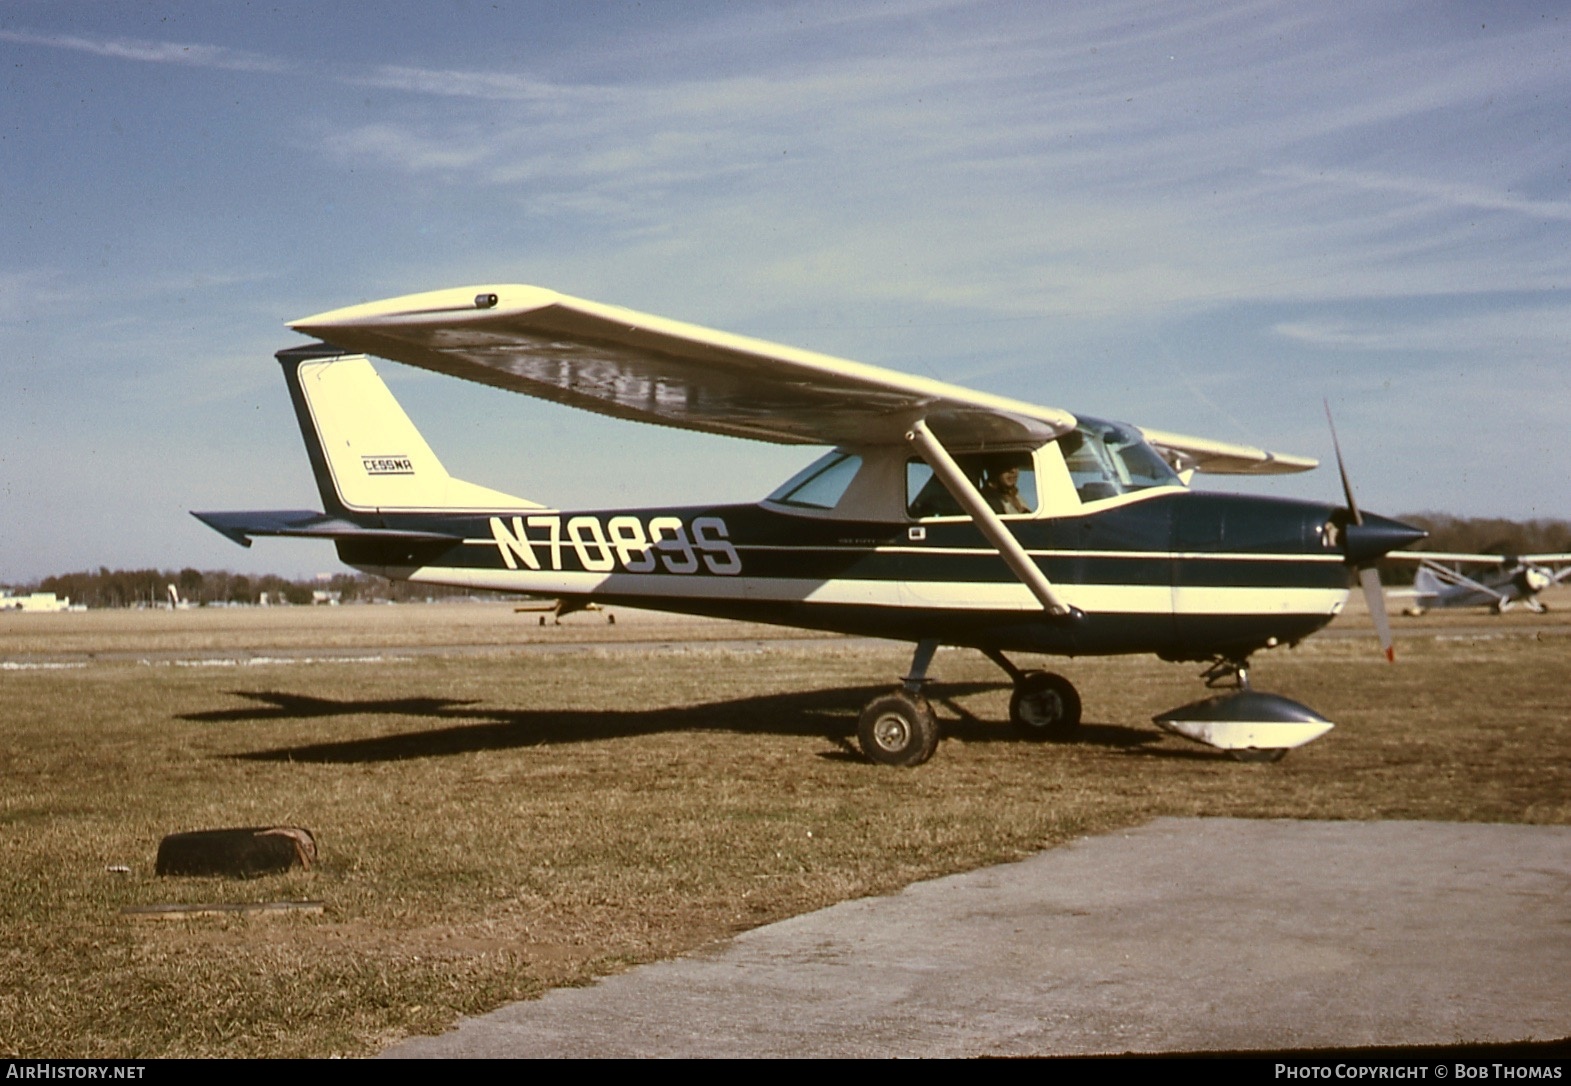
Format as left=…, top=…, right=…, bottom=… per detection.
left=1059, top=418, right=1179, bottom=502
left=767, top=451, right=863, bottom=509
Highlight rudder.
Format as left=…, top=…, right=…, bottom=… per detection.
left=278, top=344, right=541, bottom=516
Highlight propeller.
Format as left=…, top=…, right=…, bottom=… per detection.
left=1324, top=402, right=1411, bottom=663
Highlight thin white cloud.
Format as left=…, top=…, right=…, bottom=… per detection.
left=1275, top=306, right=1571, bottom=356
left=324, top=123, right=497, bottom=174
left=1265, top=167, right=1571, bottom=224
left=0, top=269, right=68, bottom=326
left=348, top=65, right=616, bottom=106
left=0, top=28, right=287, bottom=73
left=0, top=265, right=279, bottom=331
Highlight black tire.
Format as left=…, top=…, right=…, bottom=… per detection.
left=857, top=691, right=940, bottom=767
left=1229, top=747, right=1288, bottom=764
left=1009, top=670, right=1082, bottom=740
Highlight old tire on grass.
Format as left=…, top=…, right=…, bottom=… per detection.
left=155, top=826, right=317, bottom=877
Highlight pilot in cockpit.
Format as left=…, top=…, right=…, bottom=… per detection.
left=979, top=457, right=1032, bottom=515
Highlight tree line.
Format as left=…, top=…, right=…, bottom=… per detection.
left=10, top=568, right=493, bottom=609
left=1396, top=514, right=1571, bottom=558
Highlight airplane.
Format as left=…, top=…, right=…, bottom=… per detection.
left=512, top=596, right=613, bottom=624
left=1388, top=551, right=1571, bottom=615
left=193, top=284, right=1427, bottom=766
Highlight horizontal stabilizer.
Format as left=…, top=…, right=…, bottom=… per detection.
left=191, top=509, right=461, bottom=549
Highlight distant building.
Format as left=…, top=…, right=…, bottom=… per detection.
left=0, top=591, right=76, bottom=612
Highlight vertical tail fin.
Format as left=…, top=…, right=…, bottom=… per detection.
left=278, top=344, right=541, bottom=516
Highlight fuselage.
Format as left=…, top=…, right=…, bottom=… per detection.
left=338, top=488, right=1355, bottom=662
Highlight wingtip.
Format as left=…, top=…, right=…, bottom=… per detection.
left=287, top=284, right=558, bottom=332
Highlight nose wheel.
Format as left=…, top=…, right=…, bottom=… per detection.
left=1154, top=662, right=1333, bottom=760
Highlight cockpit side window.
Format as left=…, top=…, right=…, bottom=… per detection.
left=1061, top=419, right=1180, bottom=502
left=767, top=452, right=864, bottom=509
left=906, top=453, right=1037, bottom=519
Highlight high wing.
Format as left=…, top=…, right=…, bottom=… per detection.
left=290, top=284, right=1313, bottom=473
left=1386, top=551, right=1571, bottom=566
left=291, top=285, right=1070, bottom=449
left=1140, top=428, right=1318, bottom=477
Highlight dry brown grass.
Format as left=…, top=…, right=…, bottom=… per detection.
left=0, top=601, right=829, bottom=657
left=1, top=603, right=1566, bottom=1057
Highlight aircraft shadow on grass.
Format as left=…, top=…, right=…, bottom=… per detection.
left=183, top=691, right=481, bottom=722
left=186, top=683, right=1159, bottom=765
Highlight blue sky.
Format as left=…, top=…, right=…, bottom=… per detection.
left=3, top=1, right=1568, bottom=581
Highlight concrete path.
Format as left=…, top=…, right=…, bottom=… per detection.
left=384, top=819, right=1571, bottom=1058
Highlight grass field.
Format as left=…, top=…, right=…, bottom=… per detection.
left=2, top=601, right=1568, bottom=1057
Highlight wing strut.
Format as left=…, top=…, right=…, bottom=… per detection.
left=1415, top=558, right=1513, bottom=607
left=905, top=420, right=1079, bottom=618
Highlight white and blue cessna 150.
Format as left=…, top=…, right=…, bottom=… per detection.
left=195, top=285, right=1426, bottom=766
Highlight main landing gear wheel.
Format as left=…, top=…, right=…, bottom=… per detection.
left=858, top=691, right=940, bottom=767
left=1009, top=670, right=1082, bottom=740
